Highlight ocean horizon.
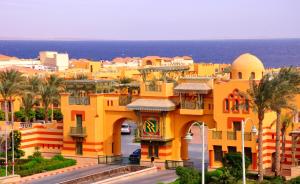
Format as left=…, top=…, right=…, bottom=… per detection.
left=0, top=39, right=300, bottom=68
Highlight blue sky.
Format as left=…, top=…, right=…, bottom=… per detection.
left=0, top=0, right=299, bottom=40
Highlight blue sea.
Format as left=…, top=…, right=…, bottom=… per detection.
left=0, top=39, right=299, bottom=68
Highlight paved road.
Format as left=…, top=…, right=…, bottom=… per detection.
left=112, top=170, right=177, bottom=184
left=29, top=164, right=120, bottom=184
left=121, top=123, right=140, bottom=157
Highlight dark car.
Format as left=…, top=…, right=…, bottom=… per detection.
left=129, top=149, right=141, bottom=164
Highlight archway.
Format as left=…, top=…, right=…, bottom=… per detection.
left=181, top=121, right=209, bottom=170
left=112, top=118, right=140, bottom=162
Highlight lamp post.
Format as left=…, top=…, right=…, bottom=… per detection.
left=241, top=118, right=258, bottom=184
left=184, top=122, right=205, bottom=184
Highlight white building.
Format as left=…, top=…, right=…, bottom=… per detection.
left=0, top=54, right=41, bottom=68
left=39, top=51, right=69, bottom=71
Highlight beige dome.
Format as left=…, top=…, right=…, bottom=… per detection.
left=231, top=53, right=265, bottom=80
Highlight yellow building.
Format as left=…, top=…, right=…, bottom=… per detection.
left=1, top=53, right=299, bottom=174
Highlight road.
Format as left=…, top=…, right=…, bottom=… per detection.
left=112, top=170, right=177, bottom=184
left=29, top=164, right=120, bottom=184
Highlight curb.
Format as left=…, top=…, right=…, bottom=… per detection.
left=20, top=163, right=97, bottom=183
left=92, top=166, right=158, bottom=184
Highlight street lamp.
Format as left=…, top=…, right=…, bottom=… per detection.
left=184, top=122, right=205, bottom=184
left=241, top=118, right=258, bottom=184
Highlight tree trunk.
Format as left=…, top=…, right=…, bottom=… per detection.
left=10, top=98, right=15, bottom=175
left=44, top=106, right=49, bottom=124
left=258, top=116, right=264, bottom=182
left=275, top=110, right=281, bottom=176
left=51, top=103, right=54, bottom=122
left=4, top=100, right=8, bottom=176
left=280, top=129, right=286, bottom=172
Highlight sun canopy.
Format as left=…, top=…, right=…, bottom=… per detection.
left=174, top=83, right=212, bottom=94
left=127, top=99, right=176, bottom=111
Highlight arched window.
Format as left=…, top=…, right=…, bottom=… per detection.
left=146, top=60, right=152, bottom=65
left=225, top=99, right=229, bottom=111
left=245, top=99, right=249, bottom=111
left=234, top=99, right=239, bottom=111
left=238, top=72, right=242, bottom=79
left=250, top=72, right=255, bottom=79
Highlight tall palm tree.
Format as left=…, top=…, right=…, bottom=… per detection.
left=39, top=74, right=64, bottom=123
left=269, top=67, right=300, bottom=176
left=21, top=76, right=41, bottom=122
left=0, top=69, right=25, bottom=175
left=246, top=73, right=274, bottom=182
left=270, top=113, right=295, bottom=171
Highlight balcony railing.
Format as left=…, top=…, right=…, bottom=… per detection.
left=145, top=84, right=162, bottom=92
left=227, top=131, right=237, bottom=140
left=69, top=96, right=90, bottom=105
left=212, top=131, right=222, bottom=139
left=244, top=132, right=252, bottom=141
left=180, top=101, right=204, bottom=110
left=69, top=127, right=87, bottom=137
left=119, top=96, right=132, bottom=106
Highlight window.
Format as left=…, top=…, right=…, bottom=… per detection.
left=244, top=99, right=250, bottom=112
left=238, top=72, right=243, bottom=79
left=148, top=144, right=159, bottom=158
left=214, top=146, right=223, bottom=162
left=76, top=114, right=82, bottom=127
left=234, top=99, right=239, bottom=111
left=233, top=121, right=241, bottom=131
left=245, top=147, right=252, bottom=163
left=228, top=146, right=237, bottom=153
left=225, top=99, right=229, bottom=111
left=250, top=72, right=255, bottom=79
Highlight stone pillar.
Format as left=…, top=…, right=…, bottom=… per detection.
left=181, top=138, right=189, bottom=160
left=292, top=134, right=297, bottom=166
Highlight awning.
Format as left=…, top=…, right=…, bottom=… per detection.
left=174, top=83, right=212, bottom=94
left=127, top=99, right=176, bottom=111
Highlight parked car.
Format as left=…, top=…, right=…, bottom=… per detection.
left=129, top=149, right=141, bottom=164
left=121, top=123, right=131, bottom=134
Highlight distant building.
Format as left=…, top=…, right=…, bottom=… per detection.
left=39, top=51, right=69, bottom=71
left=0, top=54, right=40, bottom=68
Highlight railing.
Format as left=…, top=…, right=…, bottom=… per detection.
left=180, top=101, right=204, bottom=110
left=20, top=122, right=32, bottom=128
left=244, top=132, right=252, bottom=141
left=165, top=160, right=184, bottom=169
left=119, top=96, right=132, bottom=106
left=69, top=96, right=90, bottom=105
left=145, top=84, right=162, bottom=92
left=69, top=127, right=87, bottom=137
left=227, top=131, right=237, bottom=140
left=98, top=155, right=140, bottom=165
left=212, top=131, right=222, bottom=139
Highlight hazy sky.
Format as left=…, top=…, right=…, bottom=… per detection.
left=0, top=0, right=299, bottom=40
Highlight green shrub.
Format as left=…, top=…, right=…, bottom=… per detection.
left=206, top=169, right=223, bottom=183
left=222, top=152, right=250, bottom=180
left=210, top=168, right=236, bottom=184
left=51, top=154, right=65, bottom=161
left=286, top=176, right=300, bottom=184
left=53, top=109, right=63, bottom=121
left=0, top=110, right=5, bottom=121
left=14, top=110, right=26, bottom=122
left=175, top=166, right=200, bottom=184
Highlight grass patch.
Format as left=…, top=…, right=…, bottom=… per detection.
left=0, top=154, right=76, bottom=177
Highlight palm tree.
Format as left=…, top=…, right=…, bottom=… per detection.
left=270, top=113, right=295, bottom=171
left=246, top=73, right=274, bottom=182
left=21, top=76, right=41, bottom=122
left=0, top=69, right=25, bottom=175
left=269, top=67, right=300, bottom=176
left=39, top=74, right=64, bottom=123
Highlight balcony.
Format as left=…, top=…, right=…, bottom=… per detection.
left=212, top=131, right=222, bottom=139
left=69, top=96, right=90, bottom=105
left=145, top=84, right=162, bottom=92
left=119, top=96, right=132, bottom=106
left=227, top=131, right=237, bottom=140
left=69, top=127, right=87, bottom=137
left=179, top=101, right=204, bottom=115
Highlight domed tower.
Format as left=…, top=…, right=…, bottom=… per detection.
left=230, top=53, right=265, bottom=80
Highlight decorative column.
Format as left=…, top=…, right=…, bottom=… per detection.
left=292, top=134, right=297, bottom=166
left=209, top=150, right=214, bottom=168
